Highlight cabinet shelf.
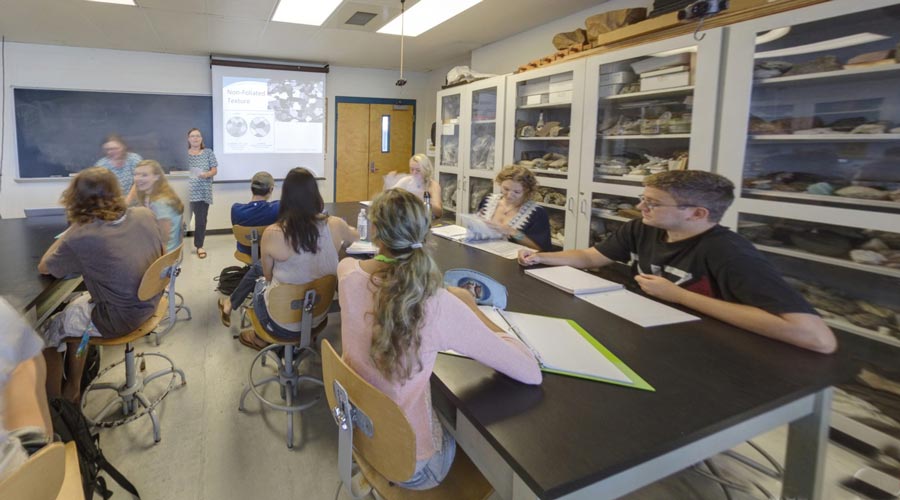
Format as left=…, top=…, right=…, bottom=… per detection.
left=472, top=119, right=496, bottom=124
left=742, top=189, right=900, bottom=210
left=529, top=168, right=570, bottom=176
left=518, top=102, right=571, bottom=110
left=601, top=134, right=691, bottom=140
left=822, top=316, right=900, bottom=349
left=536, top=201, right=566, bottom=211
left=755, top=244, right=900, bottom=279
left=594, top=174, right=645, bottom=183
left=592, top=211, right=632, bottom=222
left=749, top=134, right=900, bottom=142
left=604, top=85, right=694, bottom=101
left=755, top=63, right=900, bottom=87
left=516, top=136, right=570, bottom=141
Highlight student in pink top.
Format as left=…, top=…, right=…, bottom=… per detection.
left=337, top=188, right=542, bottom=490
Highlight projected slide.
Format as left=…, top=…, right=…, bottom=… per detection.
left=222, top=77, right=324, bottom=155
left=212, top=63, right=327, bottom=180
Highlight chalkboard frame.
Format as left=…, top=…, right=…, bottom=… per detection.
left=13, top=87, right=213, bottom=179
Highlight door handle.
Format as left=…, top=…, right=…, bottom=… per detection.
left=580, top=197, right=587, bottom=215
left=369, top=161, right=377, bottom=173
left=567, top=196, right=574, bottom=214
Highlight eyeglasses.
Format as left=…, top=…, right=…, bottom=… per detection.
left=638, top=195, right=694, bottom=211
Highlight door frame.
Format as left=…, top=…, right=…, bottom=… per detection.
left=333, top=96, right=417, bottom=201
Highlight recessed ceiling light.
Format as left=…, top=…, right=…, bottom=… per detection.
left=755, top=32, right=888, bottom=59
left=86, top=0, right=136, bottom=4
left=378, top=0, right=482, bottom=37
left=272, top=0, right=342, bottom=26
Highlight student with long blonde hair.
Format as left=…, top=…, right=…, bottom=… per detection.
left=337, top=188, right=541, bottom=490
left=132, top=159, right=184, bottom=253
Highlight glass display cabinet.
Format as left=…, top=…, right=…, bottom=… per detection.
left=576, top=31, right=723, bottom=248
left=505, top=59, right=586, bottom=248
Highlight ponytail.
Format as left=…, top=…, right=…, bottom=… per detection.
left=368, top=189, right=442, bottom=381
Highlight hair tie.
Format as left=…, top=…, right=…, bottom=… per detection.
left=410, top=242, right=423, bottom=249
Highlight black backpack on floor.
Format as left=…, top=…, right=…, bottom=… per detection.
left=49, top=397, right=141, bottom=499
left=214, top=265, right=249, bottom=295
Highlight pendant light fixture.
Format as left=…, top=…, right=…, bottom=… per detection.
left=395, top=0, right=407, bottom=86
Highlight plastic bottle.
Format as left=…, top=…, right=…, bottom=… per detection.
left=357, top=208, right=368, bottom=241
left=537, top=111, right=545, bottom=129
left=423, top=191, right=433, bottom=222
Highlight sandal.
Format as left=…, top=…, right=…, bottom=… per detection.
left=218, top=298, right=231, bottom=328
left=239, top=329, right=267, bottom=351
left=197, top=248, right=207, bottom=259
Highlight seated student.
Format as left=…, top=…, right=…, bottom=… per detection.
left=132, top=159, right=184, bottom=253
left=38, top=167, right=164, bottom=402
left=0, top=298, right=53, bottom=483
left=476, top=165, right=552, bottom=251
left=217, top=172, right=280, bottom=327
left=239, top=167, right=358, bottom=350
left=389, top=154, right=443, bottom=218
left=338, top=189, right=541, bottom=490
left=518, top=170, right=837, bottom=354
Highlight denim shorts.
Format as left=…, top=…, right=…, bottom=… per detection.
left=398, top=425, right=457, bottom=490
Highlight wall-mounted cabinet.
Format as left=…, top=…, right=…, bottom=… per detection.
left=504, top=59, right=586, bottom=248
left=575, top=30, right=724, bottom=248
left=436, top=76, right=506, bottom=220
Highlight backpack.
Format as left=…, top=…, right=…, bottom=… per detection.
left=49, top=397, right=140, bottom=499
left=80, top=344, right=101, bottom=391
left=214, top=265, right=250, bottom=295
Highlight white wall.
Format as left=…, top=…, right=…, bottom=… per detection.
left=470, top=0, right=653, bottom=75
left=0, top=42, right=437, bottom=229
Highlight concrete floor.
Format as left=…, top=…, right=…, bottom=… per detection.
left=87, top=234, right=876, bottom=500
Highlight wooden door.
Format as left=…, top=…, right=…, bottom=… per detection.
left=367, top=104, right=414, bottom=197
left=335, top=102, right=414, bottom=202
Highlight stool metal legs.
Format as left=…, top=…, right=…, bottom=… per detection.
left=239, top=343, right=324, bottom=448
left=82, top=342, right=187, bottom=443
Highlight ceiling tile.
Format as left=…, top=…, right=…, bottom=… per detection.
left=136, top=0, right=205, bottom=15
left=144, top=9, right=209, bottom=53
left=205, top=0, right=278, bottom=21
left=208, top=16, right=267, bottom=55
left=81, top=2, right=163, bottom=52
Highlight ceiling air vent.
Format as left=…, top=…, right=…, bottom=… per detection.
left=346, top=11, right=377, bottom=26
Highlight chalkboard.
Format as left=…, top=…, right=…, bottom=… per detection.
left=14, top=88, right=213, bottom=178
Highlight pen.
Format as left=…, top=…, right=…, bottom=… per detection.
left=494, top=307, right=544, bottom=365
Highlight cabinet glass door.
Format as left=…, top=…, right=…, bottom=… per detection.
left=741, top=8, right=900, bottom=212
left=438, top=93, right=462, bottom=170
left=470, top=87, right=499, bottom=172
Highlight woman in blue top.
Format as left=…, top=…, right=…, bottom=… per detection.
left=477, top=165, right=552, bottom=251
left=95, top=134, right=142, bottom=194
left=185, top=128, right=217, bottom=258
left=132, top=159, right=184, bottom=253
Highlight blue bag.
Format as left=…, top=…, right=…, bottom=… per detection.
left=443, top=268, right=507, bottom=309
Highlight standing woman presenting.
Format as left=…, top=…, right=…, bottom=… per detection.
left=186, top=128, right=217, bottom=258
left=96, top=134, right=142, bottom=194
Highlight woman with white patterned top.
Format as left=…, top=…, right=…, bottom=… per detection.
left=477, top=165, right=552, bottom=251
left=185, top=128, right=217, bottom=258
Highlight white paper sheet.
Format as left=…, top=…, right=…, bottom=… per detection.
left=480, top=307, right=632, bottom=384
left=525, top=266, right=623, bottom=294
left=463, top=239, right=529, bottom=259
left=431, top=224, right=468, bottom=241
left=578, top=289, right=699, bottom=327
left=346, top=241, right=377, bottom=255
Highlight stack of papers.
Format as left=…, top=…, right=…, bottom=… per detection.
left=431, top=224, right=468, bottom=241
left=525, top=266, right=622, bottom=294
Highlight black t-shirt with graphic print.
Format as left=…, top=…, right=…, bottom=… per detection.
left=594, top=219, right=816, bottom=315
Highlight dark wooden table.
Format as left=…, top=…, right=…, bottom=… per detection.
left=326, top=203, right=856, bottom=500
left=0, top=216, right=82, bottom=324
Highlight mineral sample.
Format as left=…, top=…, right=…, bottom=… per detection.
left=783, top=55, right=842, bottom=76
left=835, top=186, right=889, bottom=200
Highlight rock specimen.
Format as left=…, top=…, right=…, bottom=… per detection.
left=586, top=8, right=647, bottom=41
left=850, top=122, right=890, bottom=134
left=783, top=55, right=842, bottom=76
left=553, top=28, right=587, bottom=50
left=849, top=249, right=887, bottom=265
left=835, top=186, right=889, bottom=200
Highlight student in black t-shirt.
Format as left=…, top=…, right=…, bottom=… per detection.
left=518, top=170, right=837, bottom=354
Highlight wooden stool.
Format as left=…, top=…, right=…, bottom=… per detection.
left=232, top=224, right=268, bottom=266
left=0, top=441, right=85, bottom=500
left=238, top=275, right=335, bottom=449
left=79, top=244, right=188, bottom=443
left=322, top=340, right=493, bottom=500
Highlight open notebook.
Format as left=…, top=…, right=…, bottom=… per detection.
left=444, top=307, right=653, bottom=391
left=430, top=224, right=529, bottom=260
left=525, top=266, right=699, bottom=327
left=346, top=240, right=377, bottom=255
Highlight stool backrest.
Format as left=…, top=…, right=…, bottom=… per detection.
left=0, top=442, right=65, bottom=500
left=266, top=274, right=337, bottom=326
left=321, top=339, right=417, bottom=483
left=138, top=243, right=184, bottom=301
left=232, top=225, right=269, bottom=263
